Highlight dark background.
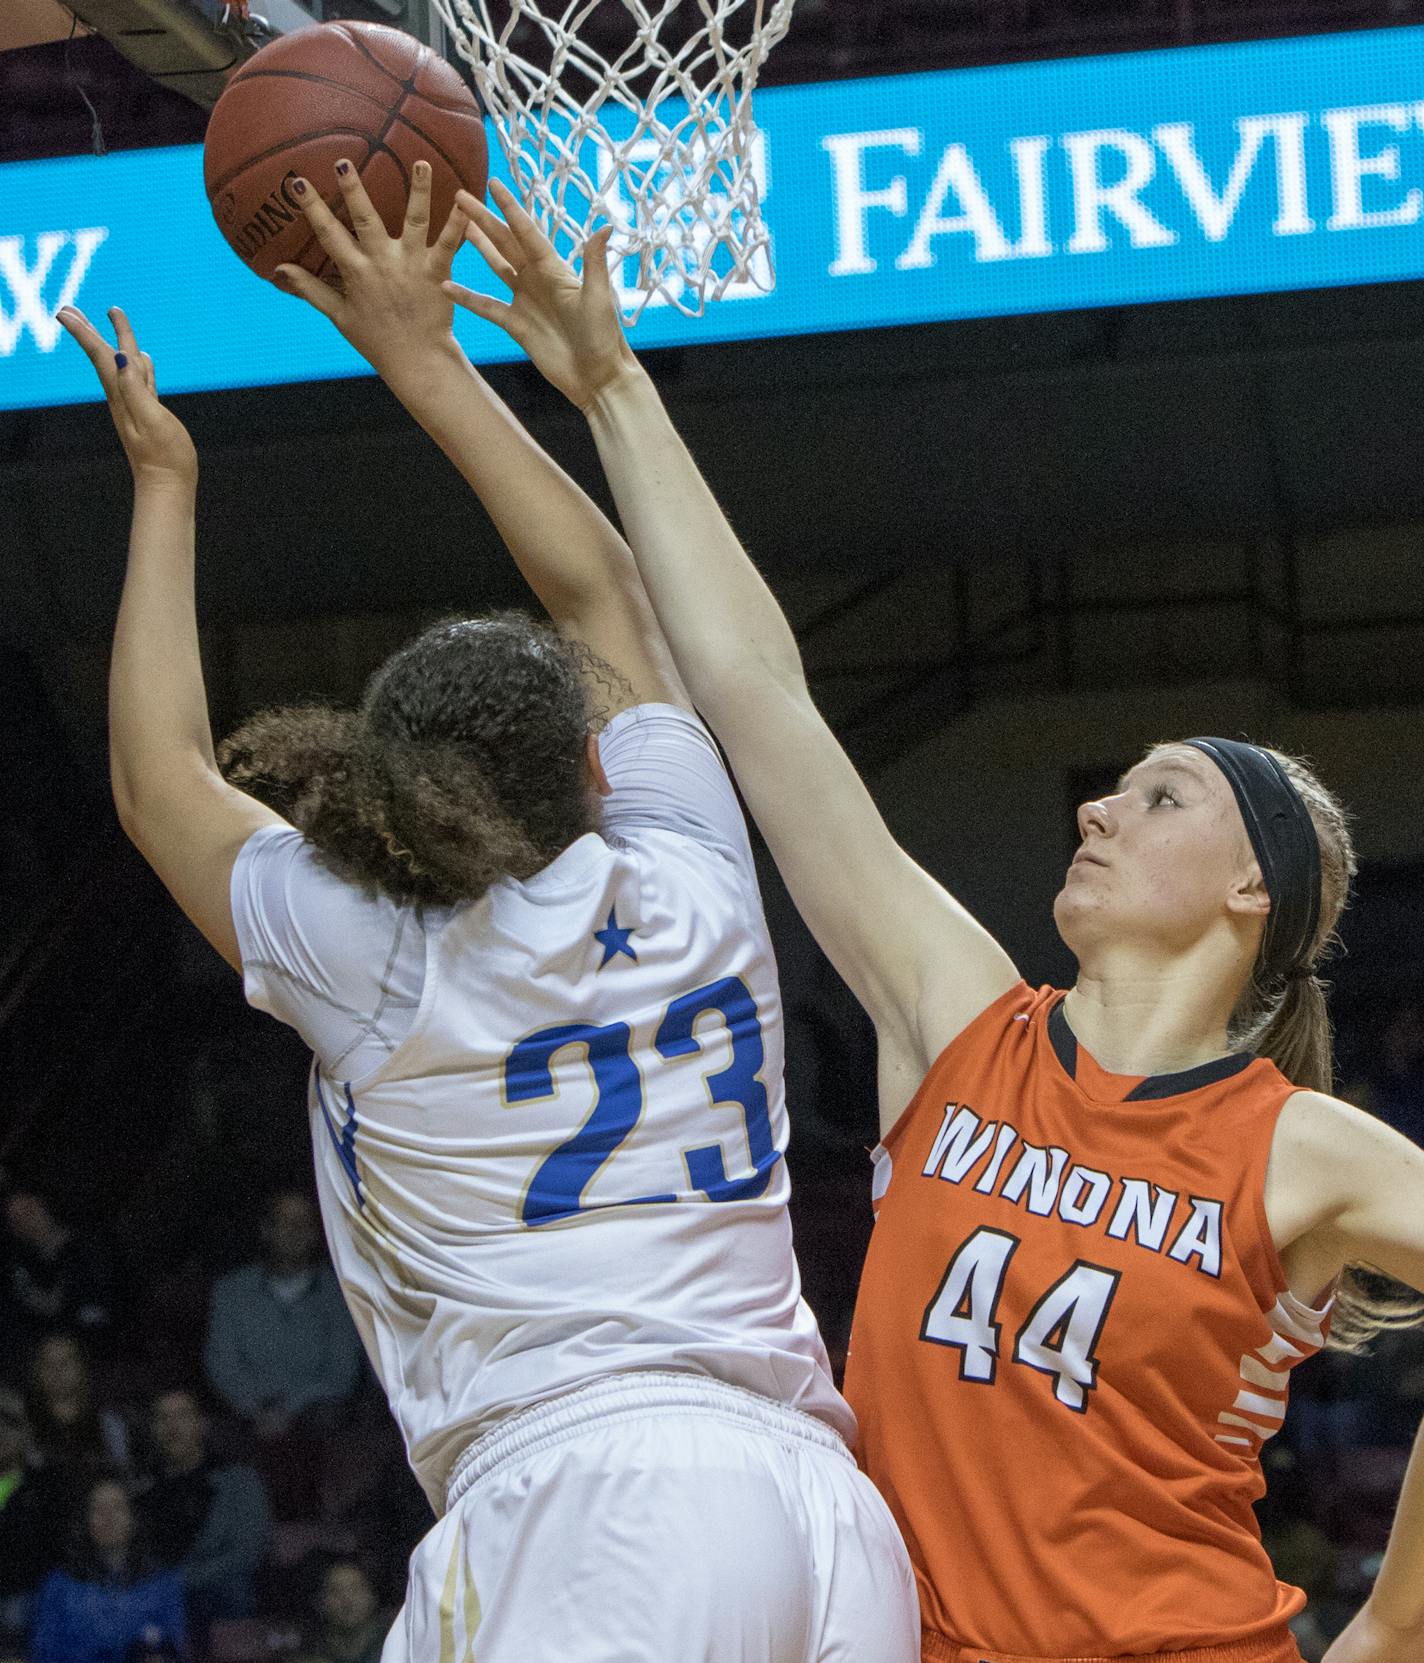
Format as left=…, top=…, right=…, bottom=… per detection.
left=3, top=2, right=1424, bottom=1657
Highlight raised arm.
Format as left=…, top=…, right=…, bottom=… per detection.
left=276, top=163, right=687, bottom=718
left=56, top=307, right=286, bottom=971
left=449, top=185, right=1019, bottom=1120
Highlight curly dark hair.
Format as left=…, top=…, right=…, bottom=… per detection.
left=217, top=613, right=600, bottom=906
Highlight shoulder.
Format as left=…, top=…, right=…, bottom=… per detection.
left=212, top=1458, right=262, bottom=1484
left=233, top=822, right=400, bottom=924
left=1268, top=1087, right=1423, bottom=1247
left=212, top=1462, right=266, bottom=1499
left=133, top=1567, right=185, bottom=1608
left=1272, top=1089, right=1398, bottom=1176
left=133, top=1566, right=175, bottom=1590
left=36, top=1570, right=79, bottom=1606
left=931, top=979, right=1051, bottom=1066
left=595, top=703, right=754, bottom=868
left=233, top=823, right=420, bottom=956
left=232, top=821, right=308, bottom=882
left=926, top=980, right=1057, bottom=1083
left=883, top=979, right=1042, bottom=1150
left=211, top=1263, right=264, bottom=1301
left=315, top=1262, right=346, bottom=1296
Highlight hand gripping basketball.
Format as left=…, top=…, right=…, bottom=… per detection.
left=445, top=180, right=639, bottom=413
left=56, top=306, right=197, bottom=488
left=275, top=161, right=470, bottom=384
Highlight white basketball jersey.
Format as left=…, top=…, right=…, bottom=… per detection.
left=231, top=704, right=852, bottom=1509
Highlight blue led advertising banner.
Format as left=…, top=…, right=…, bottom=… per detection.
left=4, top=23, right=1424, bottom=409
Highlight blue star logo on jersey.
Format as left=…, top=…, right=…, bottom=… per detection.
left=594, top=907, right=638, bottom=968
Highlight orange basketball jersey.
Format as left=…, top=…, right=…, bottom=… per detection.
left=845, top=983, right=1329, bottom=1662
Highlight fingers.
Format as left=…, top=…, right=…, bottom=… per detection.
left=108, top=305, right=140, bottom=360
left=402, top=159, right=434, bottom=250
left=442, top=280, right=514, bottom=333
left=332, top=158, right=386, bottom=248
left=105, top=308, right=160, bottom=404
left=57, top=305, right=162, bottom=397
left=432, top=198, right=469, bottom=280
left=273, top=262, right=342, bottom=319
left=110, top=334, right=155, bottom=397
left=459, top=193, right=521, bottom=270
left=56, top=305, right=122, bottom=397
left=290, top=175, right=360, bottom=273
left=107, top=310, right=161, bottom=401
left=56, top=305, right=108, bottom=362
left=581, top=224, right=617, bottom=311
left=487, top=178, right=556, bottom=263
left=462, top=218, right=516, bottom=291
left=111, top=350, right=146, bottom=414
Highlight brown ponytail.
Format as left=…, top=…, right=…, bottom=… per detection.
left=1230, top=752, right=1424, bottom=1352
left=1246, top=971, right=1333, bottom=1101
left=217, top=613, right=597, bottom=908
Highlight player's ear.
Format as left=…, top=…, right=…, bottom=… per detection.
left=1225, top=861, right=1270, bottom=918
left=585, top=731, right=613, bottom=798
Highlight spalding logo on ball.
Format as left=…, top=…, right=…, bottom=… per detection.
left=204, top=21, right=490, bottom=284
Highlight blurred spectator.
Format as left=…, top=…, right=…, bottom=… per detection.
left=1347, top=995, right=1424, bottom=1146
left=295, top=1559, right=390, bottom=1663
left=27, top=1330, right=131, bottom=1479
left=30, top=1475, right=186, bottom=1663
left=0, top=1387, right=67, bottom=1643
left=137, top=1388, right=271, bottom=1629
left=203, top=1190, right=360, bottom=1518
left=333, top=1394, right=431, bottom=1604
left=1257, top=1446, right=1335, bottom=1661
left=2, top=1182, right=113, bottom=1358
left=1361, top=1326, right=1424, bottom=1446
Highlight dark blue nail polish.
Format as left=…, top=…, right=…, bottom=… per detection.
left=115, top=353, right=127, bottom=369
left=292, top=178, right=307, bottom=195
left=336, top=161, right=350, bottom=176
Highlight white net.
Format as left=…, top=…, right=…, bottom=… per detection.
left=429, top=0, right=796, bottom=319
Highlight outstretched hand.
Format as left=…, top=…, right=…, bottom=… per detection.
left=57, top=306, right=197, bottom=489
left=275, top=160, right=469, bottom=383
left=447, top=179, right=639, bottom=411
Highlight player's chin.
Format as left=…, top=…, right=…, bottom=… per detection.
left=1052, top=882, right=1110, bottom=947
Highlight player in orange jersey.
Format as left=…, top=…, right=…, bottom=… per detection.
left=449, top=182, right=1424, bottom=1663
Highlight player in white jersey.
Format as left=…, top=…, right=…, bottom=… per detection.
left=57, top=165, right=917, bottom=1663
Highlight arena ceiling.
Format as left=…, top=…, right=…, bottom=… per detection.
left=5, top=0, right=1424, bottom=163
left=4, top=0, right=1424, bottom=783
left=7, top=269, right=1424, bottom=786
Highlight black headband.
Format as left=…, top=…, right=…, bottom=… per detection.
left=1182, top=738, right=1322, bottom=985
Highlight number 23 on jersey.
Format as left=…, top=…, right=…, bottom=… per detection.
left=505, top=975, right=778, bottom=1227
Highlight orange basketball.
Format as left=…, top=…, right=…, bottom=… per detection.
left=204, top=21, right=489, bottom=284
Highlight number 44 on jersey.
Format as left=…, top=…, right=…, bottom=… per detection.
left=921, top=1226, right=1121, bottom=1413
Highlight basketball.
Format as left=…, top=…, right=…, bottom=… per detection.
left=203, top=21, right=489, bottom=285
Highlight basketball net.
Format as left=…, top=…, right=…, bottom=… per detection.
left=429, top=0, right=795, bottom=319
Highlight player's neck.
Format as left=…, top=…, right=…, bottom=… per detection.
left=1064, top=956, right=1243, bottom=1078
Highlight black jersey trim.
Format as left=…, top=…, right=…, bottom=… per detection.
left=1048, top=998, right=1255, bottom=1102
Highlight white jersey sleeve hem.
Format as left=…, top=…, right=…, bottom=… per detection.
left=596, top=704, right=755, bottom=883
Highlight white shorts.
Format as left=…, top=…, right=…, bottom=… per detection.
left=380, top=1370, right=919, bottom=1663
